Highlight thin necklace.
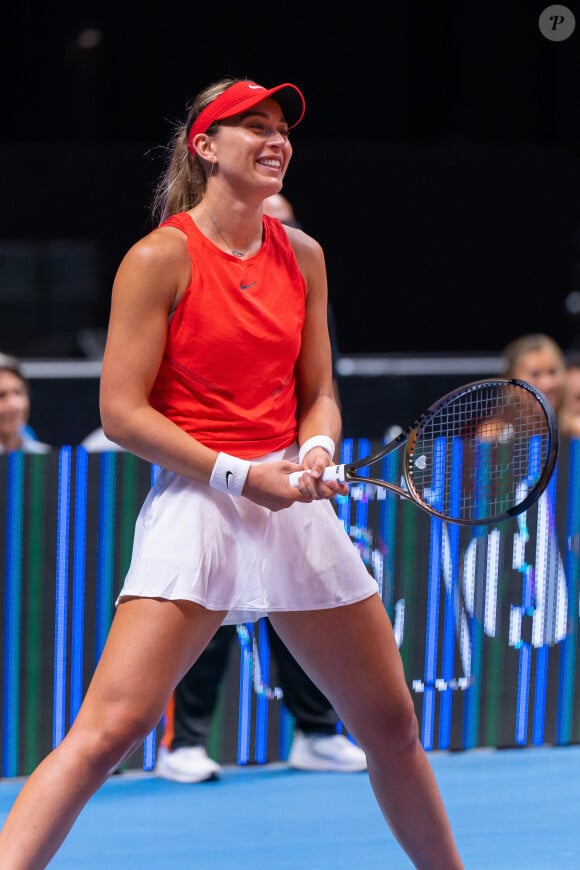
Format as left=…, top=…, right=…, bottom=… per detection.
left=204, top=206, right=262, bottom=258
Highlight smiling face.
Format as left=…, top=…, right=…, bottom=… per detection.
left=0, top=369, right=30, bottom=450
left=194, top=98, right=293, bottom=197
left=564, top=365, right=580, bottom=417
left=510, top=347, right=567, bottom=412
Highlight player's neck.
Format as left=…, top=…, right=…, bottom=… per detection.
left=194, top=197, right=263, bottom=258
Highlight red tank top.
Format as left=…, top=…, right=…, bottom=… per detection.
left=148, top=212, right=306, bottom=459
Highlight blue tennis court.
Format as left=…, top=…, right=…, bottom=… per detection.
left=1, top=745, right=578, bottom=868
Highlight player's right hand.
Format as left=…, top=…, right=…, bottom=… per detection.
left=243, top=461, right=313, bottom=511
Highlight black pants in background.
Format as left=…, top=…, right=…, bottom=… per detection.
left=169, top=621, right=338, bottom=750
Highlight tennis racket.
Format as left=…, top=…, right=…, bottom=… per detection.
left=289, top=379, right=559, bottom=526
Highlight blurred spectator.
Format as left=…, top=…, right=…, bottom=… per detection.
left=262, top=192, right=300, bottom=227
left=263, top=193, right=341, bottom=418
left=560, top=352, right=580, bottom=438
left=156, top=620, right=367, bottom=783
left=0, top=353, right=51, bottom=454
left=502, top=333, right=567, bottom=415
left=80, top=426, right=124, bottom=452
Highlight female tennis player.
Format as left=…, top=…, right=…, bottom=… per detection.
left=0, top=77, right=463, bottom=868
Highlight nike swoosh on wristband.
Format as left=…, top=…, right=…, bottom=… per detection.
left=226, top=470, right=233, bottom=488
left=240, top=281, right=256, bottom=290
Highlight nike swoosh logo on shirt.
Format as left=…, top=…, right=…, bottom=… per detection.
left=240, top=281, right=256, bottom=290
left=226, top=471, right=233, bottom=488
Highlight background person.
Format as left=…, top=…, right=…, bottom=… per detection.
left=0, top=352, right=51, bottom=454
left=80, top=426, right=124, bottom=451
left=560, top=352, right=580, bottom=438
left=156, top=620, right=366, bottom=782
left=264, top=192, right=342, bottom=414
left=500, top=333, right=572, bottom=648
left=501, top=333, right=567, bottom=415
left=0, top=77, right=463, bottom=869
left=262, top=191, right=300, bottom=227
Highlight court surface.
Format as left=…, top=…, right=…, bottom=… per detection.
left=1, top=745, right=579, bottom=868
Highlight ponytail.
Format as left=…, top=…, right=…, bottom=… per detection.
left=150, top=76, right=242, bottom=226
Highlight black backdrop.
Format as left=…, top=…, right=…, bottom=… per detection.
left=2, top=3, right=580, bottom=358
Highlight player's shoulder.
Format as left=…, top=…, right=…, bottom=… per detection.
left=281, top=224, right=324, bottom=265
left=122, top=223, right=189, bottom=272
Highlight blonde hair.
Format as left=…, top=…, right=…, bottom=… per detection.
left=502, top=334, right=564, bottom=378
left=0, top=352, right=29, bottom=393
left=150, top=77, right=244, bottom=225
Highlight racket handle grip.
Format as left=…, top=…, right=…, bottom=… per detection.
left=288, top=465, right=347, bottom=488
left=322, top=464, right=346, bottom=483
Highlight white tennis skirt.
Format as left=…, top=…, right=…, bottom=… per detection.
left=117, top=444, right=378, bottom=624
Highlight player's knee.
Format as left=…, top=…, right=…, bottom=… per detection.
left=390, top=699, right=420, bottom=751
left=363, top=695, right=419, bottom=757
left=75, top=708, right=157, bottom=773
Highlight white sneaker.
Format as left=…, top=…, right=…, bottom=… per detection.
left=154, top=745, right=222, bottom=783
left=287, top=731, right=367, bottom=773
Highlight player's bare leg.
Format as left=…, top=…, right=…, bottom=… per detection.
left=270, top=595, right=464, bottom=870
left=0, top=599, right=226, bottom=869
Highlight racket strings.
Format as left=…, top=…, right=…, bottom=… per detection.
left=408, top=383, right=552, bottom=522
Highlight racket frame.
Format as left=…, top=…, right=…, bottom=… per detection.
left=338, top=378, right=559, bottom=525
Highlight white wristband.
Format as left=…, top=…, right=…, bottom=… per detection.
left=298, top=435, right=336, bottom=466
left=209, top=452, right=251, bottom=497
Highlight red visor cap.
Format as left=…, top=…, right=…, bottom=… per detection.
left=187, top=81, right=305, bottom=154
